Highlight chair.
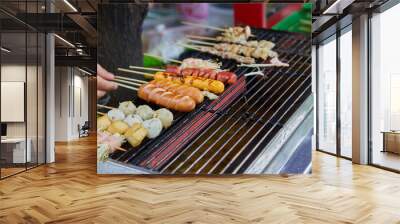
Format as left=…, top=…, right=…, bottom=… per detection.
left=78, top=121, right=90, bottom=138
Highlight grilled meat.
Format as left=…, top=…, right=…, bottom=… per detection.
left=118, top=101, right=136, bottom=115
left=153, top=108, right=174, bottom=129
left=136, top=105, right=154, bottom=120
left=154, top=72, right=225, bottom=94
left=143, top=118, right=163, bottom=139
left=149, top=79, right=204, bottom=104
left=165, top=66, right=237, bottom=85
left=124, top=123, right=148, bottom=147
left=138, top=83, right=196, bottom=112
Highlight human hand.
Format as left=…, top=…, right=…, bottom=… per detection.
left=97, top=64, right=118, bottom=99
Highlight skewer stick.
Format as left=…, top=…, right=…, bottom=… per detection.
left=115, top=146, right=127, bottom=152
left=144, top=53, right=182, bottom=64
left=182, top=21, right=225, bottom=32
left=114, top=78, right=142, bottom=87
left=182, top=21, right=255, bottom=37
left=186, top=35, right=218, bottom=41
left=118, top=68, right=154, bottom=77
left=178, top=43, right=203, bottom=51
left=238, top=63, right=289, bottom=68
left=113, top=81, right=138, bottom=91
left=115, top=75, right=148, bottom=84
left=97, top=104, right=115, bottom=110
left=129, top=65, right=165, bottom=72
left=186, top=39, right=215, bottom=46
left=97, top=111, right=105, bottom=115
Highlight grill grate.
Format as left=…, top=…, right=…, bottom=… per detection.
left=107, top=28, right=311, bottom=174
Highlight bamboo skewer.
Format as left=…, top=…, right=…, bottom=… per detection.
left=238, top=63, right=289, bottom=68
left=182, top=21, right=255, bottom=37
left=113, top=81, right=138, bottom=91
left=118, top=68, right=155, bottom=77
left=97, top=104, right=115, bottom=110
left=144, top=53, right=182, bottom=64
left=115, top=146, right=127, bottom=152
left=178, top=43, right=202, bottom=51
left=97, top=111, right=105, bottom=115
left=186, top=34, right=218, bottom=41
left=129, top=65, right=165, bottom=72
left=118, top=68, right=154, bottom=76
left=238, top=64, right=277, bottom=68
left=114, top=78, right=142, bottom=87
left=115, top=75, right=148, bottom=84
left=186, top=39, right=215, bottom=46
left=182, top=21, right=225, bottom=32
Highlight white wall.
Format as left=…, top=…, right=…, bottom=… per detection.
left=1, top=63, right=46, bottom=164
left=54, top=67, right=89, bottom=141
left=1, top=64, right=37, bottom=138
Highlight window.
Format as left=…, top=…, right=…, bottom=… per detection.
left=339, top=28, right=352, bottom=158
left=0, top=2, right=47, bottom=179
left=370, top=3, right=400, bottom=171
left=317, top=36, right=337, bottom=154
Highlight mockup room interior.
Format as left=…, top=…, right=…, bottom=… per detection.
left=0, top=0, right=97, bottom=179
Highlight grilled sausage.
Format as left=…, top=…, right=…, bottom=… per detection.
left=166, top=65, right=180, bottom=74
left=154, top=72, right=225, bottom=94
left=165, top=66, right=237, bottom=85
left=149, top=80, right=204, bottom=104
left=218, top=71, right=238, bottom=85
left=138, top=83, right=196, bottom=112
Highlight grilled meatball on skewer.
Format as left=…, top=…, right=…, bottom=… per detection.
left=124, top=114, right=143, bottom=127
left=153, top=108, right=174, bottom=129
left=118, top=101, right=136, bottom=115
left=107, top=108, right=125, bottom=121
left=136, top=105, right=154, bottom=120
left=124, top=123, right=148, bottom=147
left=107, top=120, right=129, bottom=134
left=97, top=115, right=112, bottom=131
left=143, top=118, right=163, bottom=139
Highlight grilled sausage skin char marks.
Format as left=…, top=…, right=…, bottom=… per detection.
left=165, top=65, right=237, bottom=85
left=153, top=72, right=225, bottom=94
left=149, top=79, right=204, bottom=104
left=138, top=83, right=196, bottom=112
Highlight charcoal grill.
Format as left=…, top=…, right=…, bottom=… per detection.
left=100, top=28, right=312, bottom=174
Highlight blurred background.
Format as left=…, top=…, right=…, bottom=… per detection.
left=141, top=3, right=311, bottom=64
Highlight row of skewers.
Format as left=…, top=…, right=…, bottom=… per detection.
left=181, top=22, right=289, bottom=67
left=111, top=57, right=236, bottom=112
left=97, top=23, right=290, bottom=160
left=97, top=101, right=174, bottom=161
left=97, top=57, right=237, bottom=160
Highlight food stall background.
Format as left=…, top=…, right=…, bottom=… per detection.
left=97, top=3, right=312, bottom=174
left=142, top=3, right=311, bottom=66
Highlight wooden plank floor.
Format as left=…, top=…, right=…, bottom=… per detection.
left=1, top=135, right=400, bottom=224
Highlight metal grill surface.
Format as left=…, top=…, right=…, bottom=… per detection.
left=105, top=28, right=311, bottom=174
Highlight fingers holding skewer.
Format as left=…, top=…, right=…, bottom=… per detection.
left=112, top=81, right=139, bottom=91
